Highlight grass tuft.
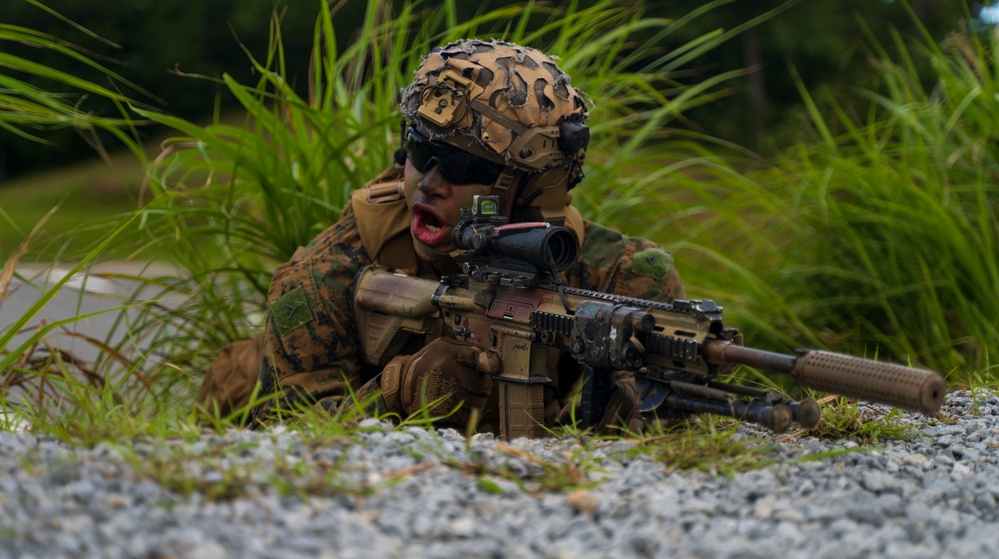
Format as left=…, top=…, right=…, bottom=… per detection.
left=805, top=397, right=914, bottom=444
left=630, top=417, right=776, bottom=476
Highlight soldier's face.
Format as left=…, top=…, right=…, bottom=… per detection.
left=402, top=129, right=511, bottom=260
left=404, top=158, right=494, bottom=260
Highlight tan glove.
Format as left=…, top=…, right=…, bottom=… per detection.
left=380, top=338, right=498, bottom=425
left=597, top=374, right=644, bottom=435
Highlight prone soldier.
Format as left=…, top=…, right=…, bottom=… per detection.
left=197, top=39, right=686, bottom=435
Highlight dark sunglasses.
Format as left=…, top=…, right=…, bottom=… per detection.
left=406, top=128, right=506, bottom=186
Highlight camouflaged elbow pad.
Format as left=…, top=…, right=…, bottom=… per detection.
left=196, top=332, right=265, bottom=422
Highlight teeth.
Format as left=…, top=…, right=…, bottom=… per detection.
left=426, top=224, right=440, bottom=232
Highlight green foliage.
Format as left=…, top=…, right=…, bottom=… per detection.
left=631, top=416, right=776, bottom=475
left=0, top=0, right=145, bottom=145
left=761, top=20, right=998, bottom=376
left=651, top=0, right=970, bottom=150
left=0, top=150, right=151, bottom=260
left=0, top=0, right=150, bottom=259
left=806, top=397, right=914, bottom=443
left=4, top=1, right=757, bottom=447
left=5, top=1, right=996, bottom=471
left=0, top=0, right=303, bottom=175
left=605, top=11, right=998, bottom=384
left=130, top=0, right=748, bottom=356
left=2, top=0, right=971, bottom=177
left=139, top=0, right=433, bottom=281
left=0, top=13, right=155, bottom=433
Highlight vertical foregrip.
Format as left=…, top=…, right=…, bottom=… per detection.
left=792, top=351, right=946, bottom=415
left=578, top=367, right=615, bottom=429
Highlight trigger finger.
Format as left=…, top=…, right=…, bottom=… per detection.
left=452, top=344, right=482, bottom=367
left=476, top=351, right=502, bottom=375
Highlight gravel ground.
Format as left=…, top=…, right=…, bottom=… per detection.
left=0, top=390, right=996, bottom=559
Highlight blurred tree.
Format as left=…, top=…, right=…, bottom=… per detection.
left=0, top=0, right=318, bottom=180
left=0, top=0, right=975, bottom=180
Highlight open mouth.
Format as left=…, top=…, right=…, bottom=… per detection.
left=411, top=205, right=453, bottom=248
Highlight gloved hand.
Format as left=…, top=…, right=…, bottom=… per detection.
left=559, top=371, right=644, bottom=435
left=380, top=338, right=499, bottom=425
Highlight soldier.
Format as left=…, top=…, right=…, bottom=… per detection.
left=197, top=39, right=685, bottom=435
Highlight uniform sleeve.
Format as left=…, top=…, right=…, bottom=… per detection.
left=610, top=238, right=685, bottom=303
left=570, top=220, right=685, bottom=303
left=251, top=203, right=374, bottom=426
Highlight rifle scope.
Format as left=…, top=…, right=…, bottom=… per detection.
left=453, top=221, right=579, bottom=273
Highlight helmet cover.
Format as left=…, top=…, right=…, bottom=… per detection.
left=401, top=39, right=589, bottom=177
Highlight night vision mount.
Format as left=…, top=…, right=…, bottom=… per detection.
left=451, top=195, right=578, bottom=287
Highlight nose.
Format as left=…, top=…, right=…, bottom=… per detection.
left=417, top=162, right=452, bottom=198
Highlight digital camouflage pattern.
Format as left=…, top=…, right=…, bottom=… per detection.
left=250, top=167, right=685, bottom=430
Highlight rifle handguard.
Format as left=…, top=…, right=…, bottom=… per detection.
left=792, top=350, right=946, bottom=415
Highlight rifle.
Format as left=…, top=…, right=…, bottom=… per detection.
left=352, top=196, right=947, bottom=439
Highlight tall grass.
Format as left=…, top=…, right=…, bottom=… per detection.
left=138, top=0, right=754, bottom=280
left=0, top=1, right=159, bottom=431
left=0, top=0, right=147, bottom=257
left=7, top=0, right=994, bottom=443
left=127, top=0, right=754, bottom=401
left=8, top=0, right=752, bottom=436
left=768, top=19, right=999, bottom=379
left=644, top=14, right=999, bottom=382
left=0, top=0, right=146, bottom=147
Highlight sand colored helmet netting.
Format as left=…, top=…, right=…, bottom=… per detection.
left=401, top=39, right=590, bottom=177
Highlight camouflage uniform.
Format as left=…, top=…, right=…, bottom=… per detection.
left=249, top=165, right=684, bottom=429
left=195, top=39, right=686, bottom=433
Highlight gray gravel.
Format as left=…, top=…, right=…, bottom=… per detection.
left=0, top=390, right=996, bottom=559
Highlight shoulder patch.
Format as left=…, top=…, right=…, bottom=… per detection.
left=631, top=249, right=673, bottom=281
left=272, top=287, right=314, bottom=336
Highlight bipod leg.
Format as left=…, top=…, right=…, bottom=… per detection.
left=664, top=393, right=793, bottom=433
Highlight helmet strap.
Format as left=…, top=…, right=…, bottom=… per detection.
left=490, top=170, right=522, bottom=220
left=513, top=168, right=570, bottom=225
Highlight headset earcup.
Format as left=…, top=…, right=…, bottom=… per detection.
left=393, top=148, right=406, bottom=166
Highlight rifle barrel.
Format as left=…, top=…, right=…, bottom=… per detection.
left=704, top=341, right=946, bottom=415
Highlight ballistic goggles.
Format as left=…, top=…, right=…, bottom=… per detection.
left=406, top=128, right=507, bottom=186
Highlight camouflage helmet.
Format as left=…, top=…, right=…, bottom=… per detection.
left=401, top=39, right=591, bottom=222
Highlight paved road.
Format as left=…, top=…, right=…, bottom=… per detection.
left=1, top=262, right=180, bottom=423
left=3, top=262, right=178, bottom=358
